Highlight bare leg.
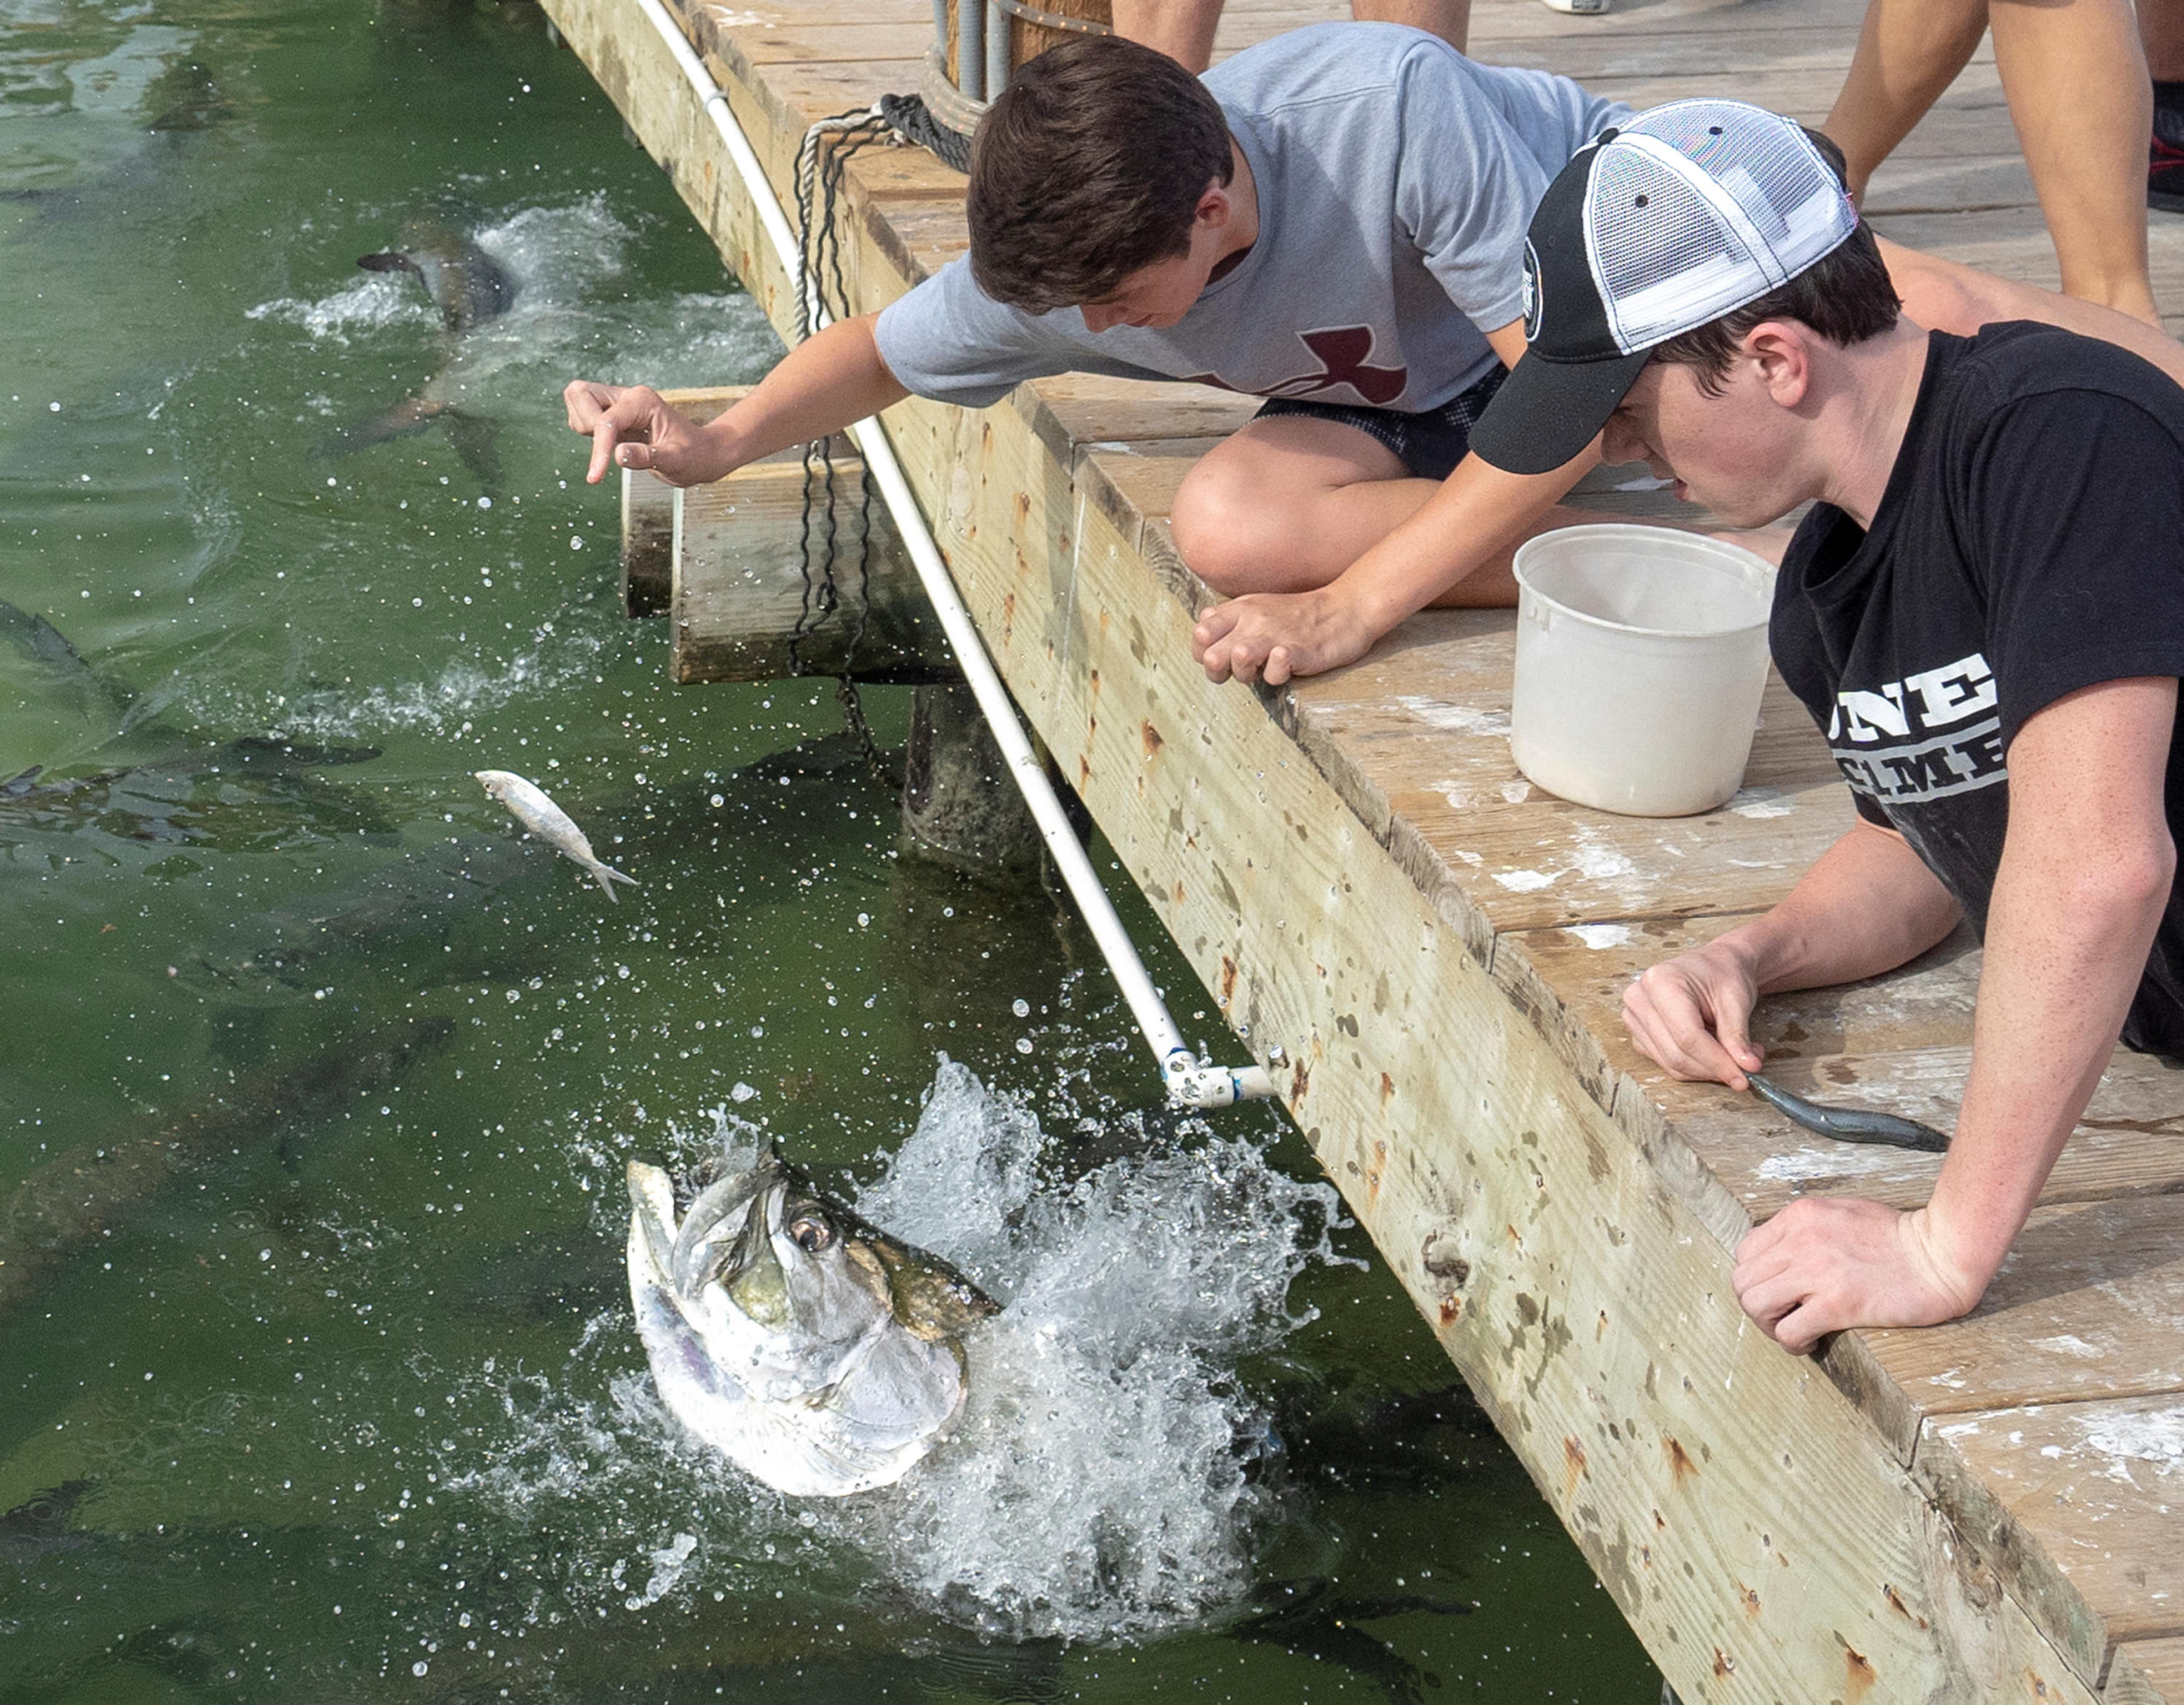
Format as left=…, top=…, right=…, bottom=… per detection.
left=1879, top=235, right=2184, bottom=378
left=1109, top=0, right=1223, bottom=72
left=1989, top=0, right=2158, bottom=322
left=1169, top=415, right=1600, bottom=609
left=2143, top=0, right=2184, bottom=213
left=1822, top=0, right=1989, bottom=203
left=1351, top=0, right=1471, bottom=54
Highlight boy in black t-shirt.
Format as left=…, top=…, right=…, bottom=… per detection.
left=1465, top=101, right=2184, bottom=1354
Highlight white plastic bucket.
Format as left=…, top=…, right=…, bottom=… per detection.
left=1510, top=525, right=1775, bottom=818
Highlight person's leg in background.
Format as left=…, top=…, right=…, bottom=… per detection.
left=1989, top=0, right=2157, bottom=322
left=1110, top=0, right=1224, bottom=72
left=1823, top=0, right=1990, bottom=202
left=1110, top=0, right=1467, bottom=74
left=2142, top=0, right=2184, bottom=211
left=1351, top=0, right=1471, bottom=49
left=1824, top=0, right=2159, bottom=326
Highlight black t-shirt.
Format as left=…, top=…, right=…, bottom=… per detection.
left=1772, top=322, right=2184, bottom=1056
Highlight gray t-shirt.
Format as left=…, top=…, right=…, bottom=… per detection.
left=874, top=23, right=1628, bottom=413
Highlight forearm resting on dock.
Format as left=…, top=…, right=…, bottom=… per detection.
left=1920, top=679, right=2177, bottom=1296
left=1191, top=449, right=1598, bottom=685
left=1622, top=819, right=1962, bottom=1090
left=566, top=314, right=908, bottom=487
left=1723, top=680, right=2177, bottom=1353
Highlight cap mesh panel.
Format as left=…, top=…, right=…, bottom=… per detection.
left=1590, top=101, right=1858, bottom=351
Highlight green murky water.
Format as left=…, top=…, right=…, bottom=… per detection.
left=0, top=2, right=1660, bottom=1697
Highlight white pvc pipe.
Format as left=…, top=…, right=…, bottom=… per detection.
left=630, top=0, right=1274, bottom=1108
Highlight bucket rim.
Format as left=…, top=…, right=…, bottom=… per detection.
left=1513, top=522, right=1774, bottom=642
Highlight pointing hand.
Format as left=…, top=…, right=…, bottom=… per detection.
left=562, top=380, right=730, bottom=488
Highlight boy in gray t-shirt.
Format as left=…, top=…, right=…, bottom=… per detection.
left=563, top=26, right=1624, bottom=601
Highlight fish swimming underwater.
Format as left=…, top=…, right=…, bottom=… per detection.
left=474, top=768, right=636, bottom=899
left=357, top=216, right=515, bottom=334
left=626, top=1149, right=997, bottom=1497
left=328, top=216, right=514, bottom=486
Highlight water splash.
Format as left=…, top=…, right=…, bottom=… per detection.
left=264, top=621, right=606, bottom=739
left=445, top=1059, right=1347, bottom=1644
left=242, top=194, right=780, bottom=382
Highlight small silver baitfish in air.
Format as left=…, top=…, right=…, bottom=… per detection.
left=473, top=769, right=636, bottom=900
left=1746, top=1071, right=1951, bottom=1153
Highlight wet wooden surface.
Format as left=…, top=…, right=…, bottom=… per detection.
left=570, top=0, right=2184, bottom=1695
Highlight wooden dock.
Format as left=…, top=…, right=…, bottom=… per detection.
left=537, top=0, right=2184, bottom=1695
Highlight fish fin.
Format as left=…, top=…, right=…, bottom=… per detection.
left=591, top=864, right=637, bottom=900
left=322, top=396, right=445, bottom=457
left=442, top=409, right=502, bottom=492
left=356, top=249, right=421, bottom=278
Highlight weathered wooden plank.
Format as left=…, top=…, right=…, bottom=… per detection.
left=2109, top=1638, right=2184, bottom=1705
left=1654, top=1046, right=2184, bottom=1221
left=1922, top=1394, right=2184, bottom=1673
left=1857, top=1195, right=2184, bottom=1452
left=670, top=439, right=951, bottom=682
left=1870, top=205, right=2184, bottom=299
left=623, top=384, right=746, bottom=617
left=1031, top=374, right=1263, bottom=448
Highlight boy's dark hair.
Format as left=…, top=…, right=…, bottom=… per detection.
left=967, top=36, right=1234, bottom=313
left=1649, top=129, right=1901, bottom=393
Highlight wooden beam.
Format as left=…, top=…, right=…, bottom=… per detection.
left=621, top=384, right=744, bottom=617
left=670, top=438, right=951, bottom=682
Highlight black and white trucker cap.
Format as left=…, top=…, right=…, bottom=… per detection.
left=1467, top=100, right=1862, bottom=476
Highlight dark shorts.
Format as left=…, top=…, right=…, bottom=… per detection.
left=1255, top=362, right=1511, bottom=483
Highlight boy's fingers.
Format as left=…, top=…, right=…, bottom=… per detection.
left=586, top=420, right=621, bottom=485
left=1263, top=644, right=1293, bottom=687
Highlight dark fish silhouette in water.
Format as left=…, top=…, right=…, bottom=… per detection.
left=1746, top=1071, right=1952, bottom=1152
left=328, top=217, right=514, bottom=489
left=356, top=217, right=515, bottom=333
left=1, top=57, right=232, bottom=214
left=142, top=59, right=233, bottom=134
left=0, top=1015, right=456, bottom=1323
left=0, top=597, right=131, bottom=730
left=1236, top=1577, right=1473, bottom=1705
left=0, top=1481, right=96, bottom=1563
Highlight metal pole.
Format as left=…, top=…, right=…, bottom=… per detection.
left=956, top=0, right=985, bottom=102
left=984, top=0, right=1010, bottom=99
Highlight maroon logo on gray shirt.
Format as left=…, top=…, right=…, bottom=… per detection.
left=1184, top=326, right=1409, bottom=405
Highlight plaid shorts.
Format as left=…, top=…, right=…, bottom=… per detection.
left=1255, top=362, right=1511, bottom=482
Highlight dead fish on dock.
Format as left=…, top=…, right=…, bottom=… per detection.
left=1745, top=1071, right=1952, bottom=1153
left=474, top=769, right=636, bottom=899
left=626, top=1148, right=997, bottom=1497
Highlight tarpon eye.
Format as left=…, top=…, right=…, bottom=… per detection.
left=788, top=1216, right=835, bottom=1255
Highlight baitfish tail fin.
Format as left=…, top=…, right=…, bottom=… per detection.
left=590, top=862, right=639, bottom=902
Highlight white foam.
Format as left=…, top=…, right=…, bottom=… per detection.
left=445, top=1060, right=1349, bottom=1644
left=263, top=623, right=606, bottom=739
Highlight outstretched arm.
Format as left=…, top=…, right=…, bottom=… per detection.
left=1732, top=678, right=2178, bottom=1353
left=564, top=313, right=909, bottom=488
